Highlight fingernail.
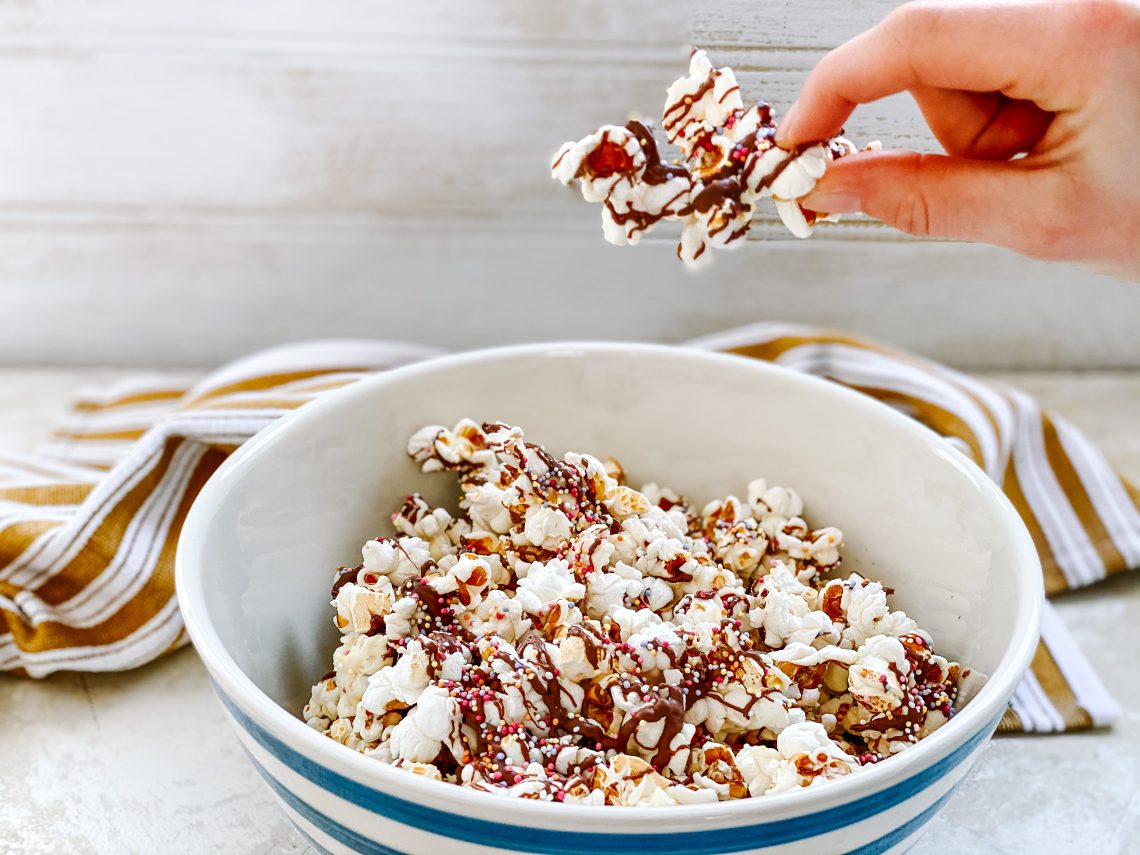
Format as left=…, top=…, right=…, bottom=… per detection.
left=776, top=101, right=801, bottom=146
left=800, top=188, right=861, bottom=214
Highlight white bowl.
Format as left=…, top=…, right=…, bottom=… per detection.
left=176, top=343, right=1041, bottom=855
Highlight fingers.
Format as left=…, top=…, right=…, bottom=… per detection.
left=778, top=0, right=1085, bottom=146
left=910, top=87, right=1054, bottom=160
left=800, top=149, right=1068, bottom=256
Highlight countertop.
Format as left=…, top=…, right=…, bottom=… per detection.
left=1, top=369, right=1138, bottom=855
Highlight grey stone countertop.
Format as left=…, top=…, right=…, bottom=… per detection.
left=1, top=369, right=1137, bottom=855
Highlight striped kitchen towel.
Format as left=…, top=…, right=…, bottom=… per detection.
left=0, top=326, right=1132, bottom=733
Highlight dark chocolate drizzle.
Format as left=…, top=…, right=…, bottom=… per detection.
left=330, top=564, right=363, bottom=598
left=743, top=141, right=819, bottom=196
left=662, top=75, right=717, bottom=134
left=625, top=121, right=689, bottom=186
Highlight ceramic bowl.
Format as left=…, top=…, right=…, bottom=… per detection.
left=176, top=343, right=1041, bottom=855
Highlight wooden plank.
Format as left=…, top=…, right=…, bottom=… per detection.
left=0, top=31, right=683, bottom=218
left=0, top=1, right=687, bottom=46
left=0, top=0, right=1132, bottom=370
left=694, top=1, right=938, bottom=151
left=693, top=0, right=906, bottom=49
left=0, top=0, right=919, bottom=224
left=1, top=227, right=1134, bottom=369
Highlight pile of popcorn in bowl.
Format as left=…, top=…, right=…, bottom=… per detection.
left=302, top=420, right=963, bottom=807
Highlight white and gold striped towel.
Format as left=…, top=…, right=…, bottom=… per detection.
left=1, top=327, right=1132, bottom=733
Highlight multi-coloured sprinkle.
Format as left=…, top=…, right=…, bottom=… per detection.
left=304, top=420, right=963, bottom=805
left=550, top=50, right=879, bottom=267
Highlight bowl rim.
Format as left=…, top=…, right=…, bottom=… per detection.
left=176, top=341, right=1043, bottom=826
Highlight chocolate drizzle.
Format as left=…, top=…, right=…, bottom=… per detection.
left=566, top=624, right=606, bottom=669
left=616, top=684, right=687, bottom=769
left=603, top=199, right=663, bottom=237
left=620, top=119, right=820, bottom=238
left=691, top=178, right=745, bottom=214
left=625, top=121, right=689, bottom=186
left=662, top=74, right=718, bottom=135
left=744, top=141, right=819, bottom=196
left=330, top=564, right=362, bottom=598
left=717, top=85, right=740, bottom=104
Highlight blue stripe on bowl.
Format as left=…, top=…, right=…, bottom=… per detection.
left=249, top=736, right=959, bottom=855
left=845, top=787, right=958, bottom=855
left=243, top=745, right=401, bottom=855
left=218, top=686, right=999, bottom=855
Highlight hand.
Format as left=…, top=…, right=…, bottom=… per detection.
left=777, top=0, right=1140, bottom=278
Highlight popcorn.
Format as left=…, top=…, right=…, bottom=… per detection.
left=776, top=721, right=855, bottom=783
left=516, top=559, right=586, bottom=614
left=522, top=505, right=573, bottom=550
left=585, top=571, right=641, bottom=619
left=736, top=744, right=800, bottom=795
left=551, top=125, right=647, bottom=203
left=303, top=673, right=341, bottom=730
left=303, top=421, right=964, bottom=805
left=392, top=494, right=461, bottom=558
left=334, top=582, right=393, bottom=634
left=335, top=632, right=392, bottom=709
left=391, top=758, right=443, bottom=780
left=776, top=526, right=844, bottom=569
left=551, top=50, right=879, bottom=267
left=360, top=639, right=431, bottom=713
left=387, top=685, right=460, bottom=763
left=849, top=636, right=909, bottom=714
left=606, top=485, right=651, bottom=519
left=424, top=553, right=492, bottom=611
left=362, top=537, right=431, bottom=587
left=602, top=170, right=696, bottom=246
left=663, top=50, right=743, bottom=145
left=821, top=574, right=920, bottom=646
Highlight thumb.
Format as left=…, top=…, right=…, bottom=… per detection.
left=800, top=150, right=1064, bottom=255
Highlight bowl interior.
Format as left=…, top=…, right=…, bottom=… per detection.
left=188, top=345, right=1028, bottom=718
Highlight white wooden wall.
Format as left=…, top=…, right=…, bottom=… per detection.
left=0, top=1, right=1135, bottom=369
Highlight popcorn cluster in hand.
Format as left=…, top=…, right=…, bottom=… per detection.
left=551, top=50, right=878, bottom=267
left=304, top=421, right=961, bottom=805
